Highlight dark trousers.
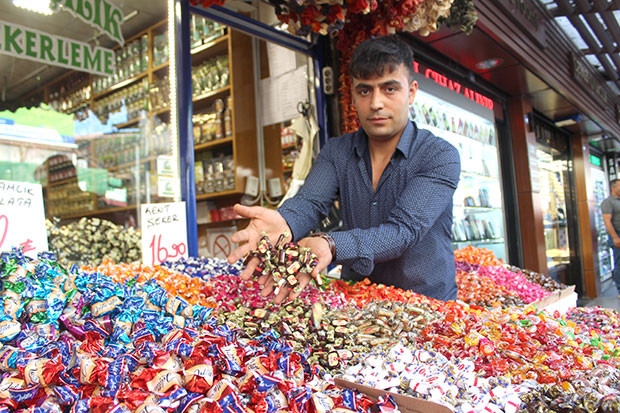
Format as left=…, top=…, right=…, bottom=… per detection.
left=611, top=237, right=620, bottom=293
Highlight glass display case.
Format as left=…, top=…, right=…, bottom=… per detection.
left=410, top=89, right=507, bottom=260
left=592, top=167, right=613, bottom=284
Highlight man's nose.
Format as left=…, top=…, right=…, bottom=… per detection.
left=370, top=91, right=383, bottom=110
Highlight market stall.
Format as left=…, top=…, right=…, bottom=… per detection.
left=0, top=218, right=618, bottom=412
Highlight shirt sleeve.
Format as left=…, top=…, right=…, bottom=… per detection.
left=601, top=198, right=612, bottom=214
left=332, top=140, right=461, bottom=276
left=277, top=139, right=341, bottom=240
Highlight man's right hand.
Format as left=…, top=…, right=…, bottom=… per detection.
left=614, top=236, right=620, bottom=248
left=227, top=203, right=292, bottom=280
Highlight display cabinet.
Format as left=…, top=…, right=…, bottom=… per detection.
left=592, top=168, right=613, bottom=284
left=411, top=90, right=507, bottom=260
left=22, top=17, right=258, bottom=226
left=191, top=18, right=256, bottom=201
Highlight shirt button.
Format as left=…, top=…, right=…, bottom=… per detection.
left=372, top=201, right=377, bottom=206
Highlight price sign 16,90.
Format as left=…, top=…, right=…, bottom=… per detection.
left=141, top=202, right=188, bottom=266
left=148, top=234, right=187, bottom=266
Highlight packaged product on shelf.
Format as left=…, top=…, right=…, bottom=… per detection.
left=224, top=96, right=233, bottom=137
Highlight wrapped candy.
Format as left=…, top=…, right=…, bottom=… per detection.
left=244, top=233, right=320, bottom=294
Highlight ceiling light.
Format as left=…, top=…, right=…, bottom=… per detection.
left=475, top=58, right=503, bottom=70
left=123, top=10, right=139, bottom=23
left=12, top=0, right=53, bottom=15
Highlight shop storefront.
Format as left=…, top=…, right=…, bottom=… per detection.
left=3, top=2, right=620, bottom=412
left=3, top=1, right=619, bottom=299
left=409, top=60, right=509, bottom=261
left=402, top=0, right=620, bottom=299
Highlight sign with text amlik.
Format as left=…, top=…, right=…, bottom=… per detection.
left=0, top=19, right=115, bottom=76
left=141, top=202, right=188, bottom=266
left=0, top=180, right=48, bottom=258
left=50, top=0, right=125, bottom=46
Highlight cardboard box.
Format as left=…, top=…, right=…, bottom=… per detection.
left=334, top=378, right=453, bottom=413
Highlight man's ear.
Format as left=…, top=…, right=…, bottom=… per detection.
left=408, top=80, right=418, bottom=105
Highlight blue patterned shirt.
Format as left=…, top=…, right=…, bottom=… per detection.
left=278, top=121, right=461, bottom=301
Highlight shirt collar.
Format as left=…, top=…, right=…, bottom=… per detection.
left=353, top=120, right=416, bottom=159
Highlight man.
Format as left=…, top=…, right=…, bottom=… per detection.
left=601, top=178, right=620, bottom=295
left=227, top=34, right=461, bottom=303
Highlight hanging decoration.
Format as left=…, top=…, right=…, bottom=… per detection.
left=188, top=0, right=478, bottom=132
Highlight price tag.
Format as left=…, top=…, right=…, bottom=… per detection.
left=0, top=180, right=48, bottom=257
left=141, top=202, right=188, bottom=266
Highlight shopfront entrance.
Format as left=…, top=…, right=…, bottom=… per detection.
left=531, top=113, right=581, bottom=289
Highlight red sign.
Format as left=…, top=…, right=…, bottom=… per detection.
left=413, top=62, right=494, bottom=111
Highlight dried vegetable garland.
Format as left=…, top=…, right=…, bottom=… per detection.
left=187, top=0, right=478, bottom=133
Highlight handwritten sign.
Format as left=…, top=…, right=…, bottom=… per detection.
left=0, top=180, right=48, bottom=258
left=141, top=202, right=188, bottom=266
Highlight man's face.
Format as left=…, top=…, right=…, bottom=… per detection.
left=613, top=182, right=620, bottom=197
left=351, top=63, right=418, bottom=142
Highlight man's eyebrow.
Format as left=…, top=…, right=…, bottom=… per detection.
left=354, top=79, right=402, bottom=89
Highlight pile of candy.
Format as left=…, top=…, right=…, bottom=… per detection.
left=46, top=217, right=141, bottom=266
left=455, top=245, right=567, bottom=307
left=245, top=233, right=320, bottom=294
left=2, top=241, right=619, bottom=412
left=0, top=249, right=399, bottom=412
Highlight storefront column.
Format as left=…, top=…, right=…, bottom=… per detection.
left=572, top=134, right=601, bottom=298
left=509, top=96, right=548, bottom=274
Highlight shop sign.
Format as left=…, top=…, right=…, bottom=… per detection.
left=495, top=0, right=547, bottom=48
left=589, top=154, right=602, bottom=167
left=570, top=53, right=611, bottom=107
left=0, top=180, right=48, bottom=259
left=50, top=0, right=124, bottom=46
left=141, top=202, right=188, bottom=266
left=0, top=20, right=115, bottom=76
left=414, top=62, right=494, bottom=111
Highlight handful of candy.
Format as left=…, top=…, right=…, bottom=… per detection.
left=244, top=232, right=320, bottom=294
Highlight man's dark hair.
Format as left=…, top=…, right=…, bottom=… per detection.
left=349, top=35, right=415, bottom=82
left=611, top=179, right=619, bottom=188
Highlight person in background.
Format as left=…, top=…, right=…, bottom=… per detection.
left=601, top=178, right=620, bottom=296
left=227, top=34, right=461, bottom=303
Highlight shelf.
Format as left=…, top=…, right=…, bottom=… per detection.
left=192, top=86, right=230, bottom=106
left=191, top=32, right=228, bottom=58
left=453, top=238, right=505, bottom=245
left=195, top=136, right=233, bottom=152
left=103, top=157, right=154, bottom=172
left=454, top=206, right=500, bottom=213
left=93, top=72, right=148, bottom=99
left=152, top=107, right=171, bottom=117
left=198, top=217, right=249, bottom=228
left=152, top=62, right=169, bottom=73
left=58, top=205, right=138, bottom=220
left=44, top=177, right=78, bottom=188
left=196, top=189, right=242, bottom=201
left=114, top=118, right=141, bottom=129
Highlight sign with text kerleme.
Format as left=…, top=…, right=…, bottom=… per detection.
left=0, top=20, right=115, bottom=76
left=0, top=180, right=48, bottom=258
left=141, top=202, right=188, bottom=266
left=50, top=0, right=125, bottom=46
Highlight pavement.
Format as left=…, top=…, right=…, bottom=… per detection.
left=577, top=278, right=620, bottom=312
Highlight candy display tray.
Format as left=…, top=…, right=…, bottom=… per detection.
left=531, top=285, right=577, bottom=314
left=334, top=378, right=453, bottom=413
